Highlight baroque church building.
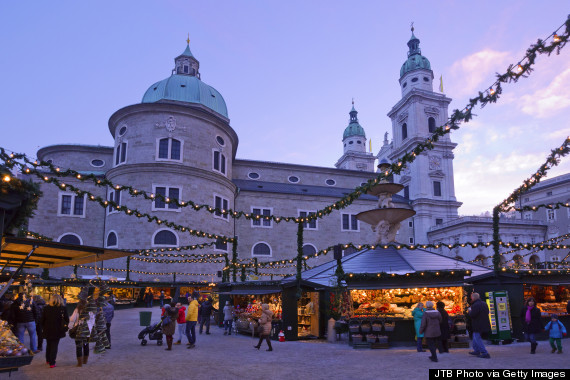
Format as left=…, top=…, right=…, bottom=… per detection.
left=25, top=31, right=550, bottom=281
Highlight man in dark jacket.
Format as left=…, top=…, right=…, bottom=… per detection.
left=199, top=296, right=217, bottom=335
left=12, top=293, right=39, bottom=353
left=468, top=292, right=491, bottom=359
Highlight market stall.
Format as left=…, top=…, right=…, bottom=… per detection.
left=217, top=281, right=283, bottom=339
left=295, top=245, right=490, bottom=347
left=0, top=236, right=133, bottom=373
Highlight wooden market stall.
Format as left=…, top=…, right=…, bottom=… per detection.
left=295, top=245, right=490, bottom=347
left=0, top=236, right=133, bottom=374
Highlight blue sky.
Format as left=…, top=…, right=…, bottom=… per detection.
left=1, top=1, right=569, bottom=215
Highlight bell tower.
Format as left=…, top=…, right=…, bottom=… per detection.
left=384, top=27, right=462, bottom=243
left=335, top=101, right=375, bottom=172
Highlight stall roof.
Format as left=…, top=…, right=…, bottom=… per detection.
left=0, top=236, right=133, bottom=268
left=218, top=288, right=282, bottom=295
left=285, top=246, right=492, bottom=287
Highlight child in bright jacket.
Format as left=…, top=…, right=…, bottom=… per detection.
left=544, top=314, right=567, bottom=354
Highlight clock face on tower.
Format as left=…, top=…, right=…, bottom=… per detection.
left=429, top=155, right=441, bottom=170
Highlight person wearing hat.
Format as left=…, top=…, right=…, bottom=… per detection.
left=545, top=314, right=567, bottom=354
left=223, top=301, right=234, bottom=336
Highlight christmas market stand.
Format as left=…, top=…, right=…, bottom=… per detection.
left=469, top=269, right=570, bottom=341
left=0, top=236, right=133, bottom=373
left=295, top=245, right=490, bottom=347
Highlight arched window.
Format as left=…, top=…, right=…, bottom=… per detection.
left=106, top=232, right=118, bottom=248
left=428, top=117, right=436, bottom=133
left=153, top=229, right=178, bottom=247
left=302, top=244, right=317, bottom=255
left=529, top=255, right=540, bottom=267
left=59, top=234, right=82, bottom=245
left=455, top=255, right=464, bottom=261
left=252, top=242, right=271, bottom=256
left=402, top=123, right=408, bottom=140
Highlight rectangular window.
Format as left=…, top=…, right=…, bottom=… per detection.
left=524, top=212, right=532, bottom=220
left=547, top=209, right=556, bottom=222
left=152, top=186, right=181, bottom=212
left=158, top=139, right=169, bottom=159
left=547, top=191, right=553, bottom=197
left=215, top=238, right=227, bottom=251
left=61, top=195, right=72, bottom=215
left=531, top=237, right=536, bottom=244
left=108, top=190, right=121, bottom=214
left=115, top=141, right=127, bottom=166
left=409, top=237, right=414, bottom=244
left=341, top=213, right=358, bottom=231
left=435, top=218, right=443, bottom=226
left=157, top=138, right=183, bottom=161
left=171, top=139, right=181, bottom=160
left=477, top=235, right=483, bottom=243
left=404, top=185, right=409, bottom=199
left=408, top=220, right=413, bottom=228
left=433, top=181, right=442, bottom=197
left=514, top=236, right=519, bottom=243
left=213, top=150, right=227, bottom=175
left=252, top=208, right=272, bottom=228
left=58, top=193, right=85, bottom=217
left=299, top=210, right=317, bottom=230
left=454, top=237, right=460, bottom=245
left=214, top=195, right=229, bottom=220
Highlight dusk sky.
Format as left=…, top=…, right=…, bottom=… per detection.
left=1, top=2, right=569, bottom=215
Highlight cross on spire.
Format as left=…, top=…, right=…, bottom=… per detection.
left=411, top=22, right=414, bottom=33
left=186, top=33, right=190, bottom=45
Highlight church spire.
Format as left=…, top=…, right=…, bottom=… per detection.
left=407, top=23, right=421, bottom=57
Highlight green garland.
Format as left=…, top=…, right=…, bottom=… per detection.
left=0, top=169, right=42, bottom=234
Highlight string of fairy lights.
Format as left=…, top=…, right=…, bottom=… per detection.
left=5, top=15, right=570, bottom=280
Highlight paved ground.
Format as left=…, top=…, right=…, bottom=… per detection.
left=5, top=308, right=569, bottom=379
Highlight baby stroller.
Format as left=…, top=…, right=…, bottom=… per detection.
left=138, top=321, right=163, bottom=346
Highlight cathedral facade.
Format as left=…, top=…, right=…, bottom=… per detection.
left=25, top=31, right=552, bottom=281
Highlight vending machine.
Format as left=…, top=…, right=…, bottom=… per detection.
left=485, top=291, right=513, bottom=342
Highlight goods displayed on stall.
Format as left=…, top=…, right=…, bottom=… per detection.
left=351, top=287, right=464, bottom=318
left=298, top=291, right=319, bottom=338
left=524, top=285, right=570, bottom=316
left=112, top=288, right=141, bottom=306
left=233, top=295, right=282, bottom=335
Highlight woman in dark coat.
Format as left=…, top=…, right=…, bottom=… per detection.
left=436, top=301, right=450, bottom=353
left=521, top=297, right=543, bottom=354
left=41, top=294, right=69, bottom=368
left=162, top=303, right=179, bottom=351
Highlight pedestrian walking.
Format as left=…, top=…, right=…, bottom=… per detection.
left=199, top=296, right=216, bottom=334
left=102, top=297, right=114, bottom=349
left=468, top=292, right=491, bottom=359
left=521, top=297, right=543, bottom=354
left=175, top=302, right=187, bottom=344
left=186, top=292, right=199, bottom=349
left=254, top=304, right=273, bottom=352
left=144, top=291, right=153, bottom=308
left=159, top=291, right=165, bottom=308
left=223, top=301, right=234, bottom=335
left=419, top=301, right=441, bottom=362
left=436, top=301, right=450, bottom=354
left=41, top=294, right=69, bottom=368
left=162, top=303, right=178, bottom=351
left=33, top=295, right=46, bottom=352
left=545, top=314, right=566, bottom=354
left=69, top=300, right=92, bottom=367
left=412, top=302, right=425, bottom=352
left=11, top=293, right=39, bottom=354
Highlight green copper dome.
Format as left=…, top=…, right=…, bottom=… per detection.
left=142, top=75, right=228, bottom=117
left=141, top=44, right=228, bottom=118
left=343, top=105, right=366, bottom=139
left=400, top=31, right=431, bottom=78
